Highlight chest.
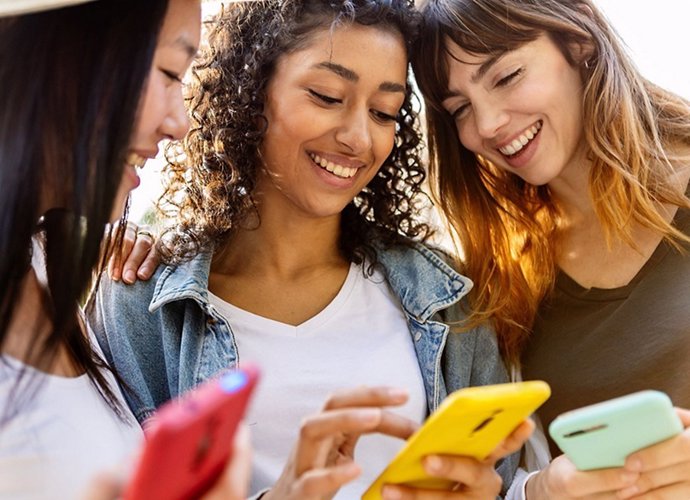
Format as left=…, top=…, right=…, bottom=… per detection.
left=557, top=221, right=669, bottom=289
left=209, top=265, right=349, bottom=326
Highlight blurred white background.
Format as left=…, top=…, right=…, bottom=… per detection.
left=129, top=0, right=690, bottom=223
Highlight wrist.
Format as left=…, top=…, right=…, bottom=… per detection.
left=525, top=470, right=547, bottom=500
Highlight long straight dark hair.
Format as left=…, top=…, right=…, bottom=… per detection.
left=0, top=0, right=169, bottom=421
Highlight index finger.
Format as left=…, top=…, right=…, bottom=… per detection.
left=322, top=386, right=409, bottom=410
left=295, top=408, right=417, bottom=475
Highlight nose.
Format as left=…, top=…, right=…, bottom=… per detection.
left=334, top=107, right=373, bottom=155
left=161, top=86, right=190, bottom=140
left=473, top=100, right=509, bottom=139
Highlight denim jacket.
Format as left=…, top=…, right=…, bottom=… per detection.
left=88, top=241, right=518, bottom=493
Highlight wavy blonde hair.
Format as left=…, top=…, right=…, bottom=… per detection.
left=412, top=0, right=690, bottom=365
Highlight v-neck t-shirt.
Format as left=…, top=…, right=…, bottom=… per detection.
left=208, top=262, right=427, bottom=499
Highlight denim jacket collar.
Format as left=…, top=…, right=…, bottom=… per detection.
left=148, top=243, right=473, bottom=319
left=376, top=243, right=473, bottom=321
left=149, top=251, right=213, bottom=312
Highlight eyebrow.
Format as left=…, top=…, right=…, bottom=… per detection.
left=171, top=35, right=199, bottom=59
left=313, top=61, right=406, bottom=94
left=471, top=53, right=504, bottom=84
left=441, top=53, right=504, bottom=100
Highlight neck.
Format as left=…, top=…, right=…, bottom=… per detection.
left=213, top=201, right=347, bottom=279
left=547, top=159, right=597, bottom=227
left=3, top=270, right=80, bottom=376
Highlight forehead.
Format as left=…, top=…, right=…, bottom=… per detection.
left=444, top=37, right=493, bottom=69
left=158, top=0, right=201, bottom=52
left=283, top=23, right=408, bottom=82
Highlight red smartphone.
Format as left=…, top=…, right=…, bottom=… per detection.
left=122, top=364, right=260, bottom=500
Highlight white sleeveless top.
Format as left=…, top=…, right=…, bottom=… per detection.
left=0, top=240, right=142, bottom=499
left=0, top=343, right=143, bottom=500
left=209, top=262, right=427, bottom=499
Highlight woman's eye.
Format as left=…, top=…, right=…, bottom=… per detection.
left=496, top=68, right=523, bottom=87
left=308, top=89, right=342, bottom=105
left=451, top=103, right=470, bottom=120
left=372, top=110, right=397, bottom=123
left=161, top=69, right=183, bottom=83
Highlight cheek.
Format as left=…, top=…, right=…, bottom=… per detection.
left=133, top=77, right=167, bottom=140
left=457, top=120, right=479, bottom=152
left=373, top=126, right=396, bottom=162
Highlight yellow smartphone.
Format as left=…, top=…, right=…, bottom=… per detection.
left=362, top=381, right=551, bottom=499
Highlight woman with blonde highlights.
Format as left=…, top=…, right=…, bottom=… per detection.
left=413, top=0, right=690, bottom=497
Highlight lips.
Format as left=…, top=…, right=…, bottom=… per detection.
left=126, top=152, right=148, bottom=168
left=308, top=152, right=359, bottom=179
left=498, top=121, right=542, bottom=157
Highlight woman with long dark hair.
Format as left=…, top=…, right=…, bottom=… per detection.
left=0, top=1, right=249, bottom=498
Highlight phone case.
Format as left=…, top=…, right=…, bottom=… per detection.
left=549, top=390, right=683, bottom=471
left=362, top=380, right=551, bottom=499
left=122, top=364, right=260, bottom=500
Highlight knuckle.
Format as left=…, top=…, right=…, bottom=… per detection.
left=298, top=415, right=320, bottom=440
left=632, top=474, right=651, bottom=494
left=558, top=476, right=580, bottom=497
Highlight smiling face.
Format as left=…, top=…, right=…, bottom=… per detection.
left=256, top=22, right=408, bottom=219
left=112, top=0, right=200, bottom=219
left=442, top=33, right=589, bottom=187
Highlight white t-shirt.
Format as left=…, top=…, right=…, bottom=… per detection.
left=209, top=262, right=427, bottom=499
left=0, top=341, right=143, bottom=500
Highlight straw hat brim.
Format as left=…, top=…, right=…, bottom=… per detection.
left=0, top=0, right=98, bottom=16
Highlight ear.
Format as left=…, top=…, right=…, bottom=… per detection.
left=568, top=39, right=595, bottom=67
left=571, top=2, right=597, bottom=66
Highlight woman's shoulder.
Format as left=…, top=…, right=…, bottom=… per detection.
left=377, top=240, right=468, bottom=283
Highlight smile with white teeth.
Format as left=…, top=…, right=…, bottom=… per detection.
left=499, top=121, right=542, bottom=156
left=126, top=152, right=147, bottom=168
left=309, top=153, right=358, bottom=179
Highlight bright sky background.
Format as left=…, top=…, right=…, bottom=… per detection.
left=129, top=1, right=690, bottom=222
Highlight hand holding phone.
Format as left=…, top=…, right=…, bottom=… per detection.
left=122, top=365, right=259, bottom=500
left=362, top=381, right=550, bottom=499
left=549, top=390, right=683, bottom=471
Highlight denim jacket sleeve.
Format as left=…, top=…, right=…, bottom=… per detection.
left=442, top=320, right=518, bottom=498
left=428, top=256, right=518, bottom=498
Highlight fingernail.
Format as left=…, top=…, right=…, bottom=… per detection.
left=625, top=458, right=642, bottom=472
left=124, top=270, right=136, bottom=283
left=137, top=267, right=149, bottom=278
left=382, top=486, right=403, bottom=500
left=424, top=455, right=443, bottom=473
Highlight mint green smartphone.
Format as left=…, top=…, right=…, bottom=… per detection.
left=549, top=390, right=683, bottom=471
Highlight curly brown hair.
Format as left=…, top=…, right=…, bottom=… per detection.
left=157, top=0, right=431, bottom=267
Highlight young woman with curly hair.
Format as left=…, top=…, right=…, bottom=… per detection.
left=413, top=0, right=690, bottom=497
left=89, top=1, right=533, bottom=498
